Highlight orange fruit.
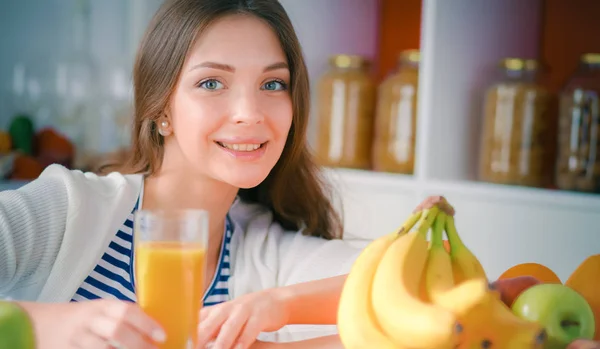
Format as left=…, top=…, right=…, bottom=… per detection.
left=499, top=263, right=562, bottom=284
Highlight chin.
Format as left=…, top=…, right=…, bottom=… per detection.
left=221, top=169, right=271, bottom=189
left=209, top=144, right=281, bottom=189
left=231, top=177, right=266, bottom=189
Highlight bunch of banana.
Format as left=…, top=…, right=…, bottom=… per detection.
left=338, top=199, right=551, bottom=349
left=338, top=206, right=465, bottom=349
left=423, top=210, right=548, bottom=348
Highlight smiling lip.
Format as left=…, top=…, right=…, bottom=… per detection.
left=215, top=137, right=268, bottom=144
left=215, top=139, right=268, bottom=161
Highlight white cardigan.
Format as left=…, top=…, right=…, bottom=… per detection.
left=0, top=164, right=362, bottom=303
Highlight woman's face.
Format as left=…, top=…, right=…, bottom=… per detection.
left=163, top=14, right=293, bottom=189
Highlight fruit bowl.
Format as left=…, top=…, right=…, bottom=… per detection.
left=497, top=256, right=600, bottom=344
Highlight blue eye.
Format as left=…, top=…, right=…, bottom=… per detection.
left=199, top=79, right=224, bottom=90
left=262, top=80, right=287, bottom=91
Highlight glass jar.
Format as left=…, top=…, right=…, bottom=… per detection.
left=372, top=49, right=420, bottom=174
left=314, top=55, right=376, bottom=169
left=555, top=53, right=600, bottom=193
left=478, top=58, right=553, bottom=187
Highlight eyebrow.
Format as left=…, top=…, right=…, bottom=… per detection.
left=189, top=61, right=289, bottom=73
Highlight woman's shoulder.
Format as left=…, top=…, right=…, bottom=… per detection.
left=16, top=164, right=144, bottom=216
left=34, top=164, right=143, bottom=194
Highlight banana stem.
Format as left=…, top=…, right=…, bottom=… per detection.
left=416, top=206, right=439, bottom=240
left=396, top=211, right=423, bottom=236
left=445, top=215, right=463, bottom=256
left=431, top=212, right=446, bottom=247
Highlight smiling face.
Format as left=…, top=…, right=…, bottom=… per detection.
left=161, top=14, right=293, bottom=189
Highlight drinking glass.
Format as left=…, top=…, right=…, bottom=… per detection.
left=134, top=209, right=209, bottom=349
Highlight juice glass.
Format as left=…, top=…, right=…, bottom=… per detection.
left=133, top=209, right=209, bottom=349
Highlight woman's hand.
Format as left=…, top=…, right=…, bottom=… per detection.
left=413, top=195, right=455, bottom=216
left=196, top=289, right=289, bottom=349
left=18, top=299, right=166, bottom=349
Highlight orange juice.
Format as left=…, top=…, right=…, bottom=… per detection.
left=135, top=241, right=206, bottom=349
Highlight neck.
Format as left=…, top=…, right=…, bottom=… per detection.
left=142, top=167, right=238, bottom=247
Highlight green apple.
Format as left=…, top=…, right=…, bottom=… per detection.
left=0, top=301, right=36, bottom=349
left=512, top=283, right=596, bottom=349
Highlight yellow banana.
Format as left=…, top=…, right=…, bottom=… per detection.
left=337, top=232, right=399, bottom=349
left=428, top=217, right=546, bottom=349
left=431, top=278, right=488, bottom=316
left=450, top=282, right=546, bottom=349
left=445, top=215, right=488, bottom=283
left=424, top=212, right=455, bottom=304
left=337, top=211, right=422, bottom=349
left=371, top=207, right=461, bottom=349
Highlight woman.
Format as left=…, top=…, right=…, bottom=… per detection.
left=0, top=0, right=451, bottom=348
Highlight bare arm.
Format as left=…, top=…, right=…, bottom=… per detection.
left=15, top=300, right=166, bottom=349
left=275, top=274, right=347, bottom=325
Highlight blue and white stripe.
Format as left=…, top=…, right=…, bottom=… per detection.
left=71, top=199, right=234, bottom=306
left=203, top=218, right=232, bottom=306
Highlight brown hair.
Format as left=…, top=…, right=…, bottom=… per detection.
left=110, top=0, right=343, bottom=239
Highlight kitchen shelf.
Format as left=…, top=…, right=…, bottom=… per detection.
left=325, top=166, right=600, bottom=282
left=326, top=167, right=600, bottom=212
left=425, top=179, right=600, bottom=212
left=351, top=0, right=600, bottom=282
left=324, top=167, right=416, bottom=191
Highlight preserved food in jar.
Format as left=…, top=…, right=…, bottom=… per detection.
left=372, top=49, right=420, bottom=174
left=315, top=55, right=376, bottom=169
left=556, top=53, right=600, bottom=193
left=478, top=58, right=553, bottom=187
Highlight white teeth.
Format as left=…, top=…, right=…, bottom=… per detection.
left=220, top=143, right=262, bottom=151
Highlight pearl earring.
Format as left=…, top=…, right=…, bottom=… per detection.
left=158, top=120, right=170, bottom=136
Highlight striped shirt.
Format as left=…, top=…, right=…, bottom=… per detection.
left=70, top=198, right=234, bottom=306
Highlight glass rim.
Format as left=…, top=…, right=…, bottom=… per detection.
left=134, top=208, right=209, bottom=220
left=133, top=208, right=209, bottom=244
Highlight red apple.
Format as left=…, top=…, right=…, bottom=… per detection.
left=489, top=275, right=542, bottom=308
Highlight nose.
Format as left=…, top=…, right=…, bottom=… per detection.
left=230, top=88, right=265, bottom=125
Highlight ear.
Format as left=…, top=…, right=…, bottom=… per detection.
left=159, top=103, right=173, bottom=136
left=163, top=101, right=172, bottom=120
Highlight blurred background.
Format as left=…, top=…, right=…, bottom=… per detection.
left=0, top=0, right=599, bottom=280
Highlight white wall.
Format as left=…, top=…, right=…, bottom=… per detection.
left=279, top=0, right=381, bottom=146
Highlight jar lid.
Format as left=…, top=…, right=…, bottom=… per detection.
left=499, top=58, right=540, bottom=71
left=329, top=55, right=369, bottom=69
left=399, top=49, right=420, bottom=64
left=581, top=53, right=600, bottom=65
